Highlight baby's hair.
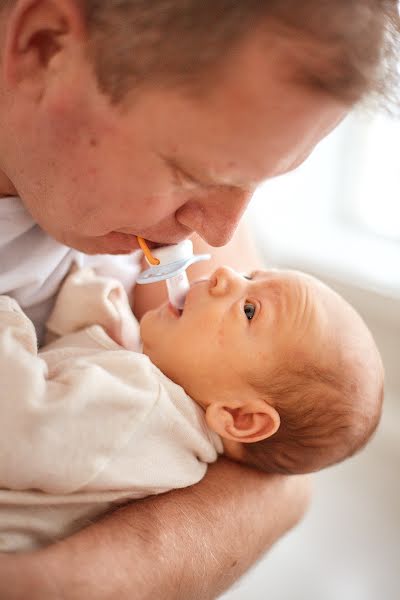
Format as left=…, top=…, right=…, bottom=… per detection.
left=243, top=360, right=384, bottom=475
left=2, top=1, right=396, bottom=109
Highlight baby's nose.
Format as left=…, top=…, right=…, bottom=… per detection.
left=209, top=266, right=235, bottom=297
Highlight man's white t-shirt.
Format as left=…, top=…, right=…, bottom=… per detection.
left=0, top=196, right=142, bottom=344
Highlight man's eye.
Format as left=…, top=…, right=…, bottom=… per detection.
left=172, top=165, right=198, bottom=188
left=244, top=302, right=256, bottom=320
left=242, top=273, right=253, bottom=281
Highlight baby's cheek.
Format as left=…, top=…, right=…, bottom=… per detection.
left=140, top=307, right=169, bottom=348
left=129, top=285, right=136, bottom=309
left=139, top=312, right=152, bottom=343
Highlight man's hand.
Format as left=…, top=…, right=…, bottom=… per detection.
left=0, top=460, right=311, bottom=600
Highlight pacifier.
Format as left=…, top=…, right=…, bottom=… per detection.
left=136, top=238, right=210, bottom=310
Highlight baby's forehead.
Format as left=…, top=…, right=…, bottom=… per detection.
left=253, top=267, right=306, bottom=281
left=252, top=269, right=313, bottom=293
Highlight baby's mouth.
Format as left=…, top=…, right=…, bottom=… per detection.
left=177, top=300, right=185, bottom=317
left=168, top=302, right=183, bottom=318
left=177, top=295, right=187, bottom=317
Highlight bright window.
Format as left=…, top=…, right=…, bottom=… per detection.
left=247, top=111, right=400, bottom=297
left=338, top=114, right=400, bottom=241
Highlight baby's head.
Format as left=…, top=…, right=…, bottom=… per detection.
left=141, top=267, right=383, bottom=474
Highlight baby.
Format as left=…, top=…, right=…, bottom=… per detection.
left=0, top=265, right=383, bottom=551
left=140, top=266, right=384, bottom=474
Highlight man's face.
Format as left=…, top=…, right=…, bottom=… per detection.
left=140, top=267, right=335, bottom=405
left=3, top=27, right=347, bottom=254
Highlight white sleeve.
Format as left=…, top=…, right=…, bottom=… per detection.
left=0, top=296, right=163, bottom=495
left=45, top=266, right=141, bottom=351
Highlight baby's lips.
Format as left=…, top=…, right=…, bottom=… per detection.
left=168, top=302, right=183, bottom=318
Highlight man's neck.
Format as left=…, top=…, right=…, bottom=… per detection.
left=0, top=169, right=17, bottom=197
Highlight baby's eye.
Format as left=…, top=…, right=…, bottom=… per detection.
left=244, top=302, right=256, bottom=320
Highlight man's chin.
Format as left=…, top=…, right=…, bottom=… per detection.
left=61, top=231, right=192, bottom=255
left=60, top=232, right=141, bottom=255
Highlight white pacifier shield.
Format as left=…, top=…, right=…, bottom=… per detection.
left=137, top=240, right=210, bottom=284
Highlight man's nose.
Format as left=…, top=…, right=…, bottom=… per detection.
left=176, top=187, right=252, bottom=247
left=209, top=266, right=236, bottom=297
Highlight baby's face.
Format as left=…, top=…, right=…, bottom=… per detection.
left=140, top=266, right=337, bottom=405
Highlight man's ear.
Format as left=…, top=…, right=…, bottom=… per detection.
left=3, top=0, right=85, bottom=98
left=205, top=395, right=280, bottom=444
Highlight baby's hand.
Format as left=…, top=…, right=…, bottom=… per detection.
left=46, top=267, right=140, bottom=350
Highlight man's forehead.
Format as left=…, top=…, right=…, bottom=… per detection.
left=141, top=25, right=347, bottom=190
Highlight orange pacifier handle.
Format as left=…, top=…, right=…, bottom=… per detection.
left=137, top=237, right=160, bottom=266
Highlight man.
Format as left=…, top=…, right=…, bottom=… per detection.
left=0, top=1, right=397, bottom=598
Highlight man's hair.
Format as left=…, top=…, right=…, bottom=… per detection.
left=1, top=1, right=398, bottom=108
left=242, top=360, right=384, bottom=475
left=78, top=1, right=399, bottom=109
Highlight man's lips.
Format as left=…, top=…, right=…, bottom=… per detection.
left=146, top=240, right=174, bottom=250
left=99, top=233, right=177, bottom=254
left=112, top=231, right=191, bottom=249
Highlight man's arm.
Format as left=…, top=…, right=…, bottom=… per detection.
left=133, top=220, right=262, bottom=319
left=0, top=460, right=311, bottom=600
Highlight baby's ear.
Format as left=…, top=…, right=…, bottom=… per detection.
left=205, top=395, right=280, bottom=444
